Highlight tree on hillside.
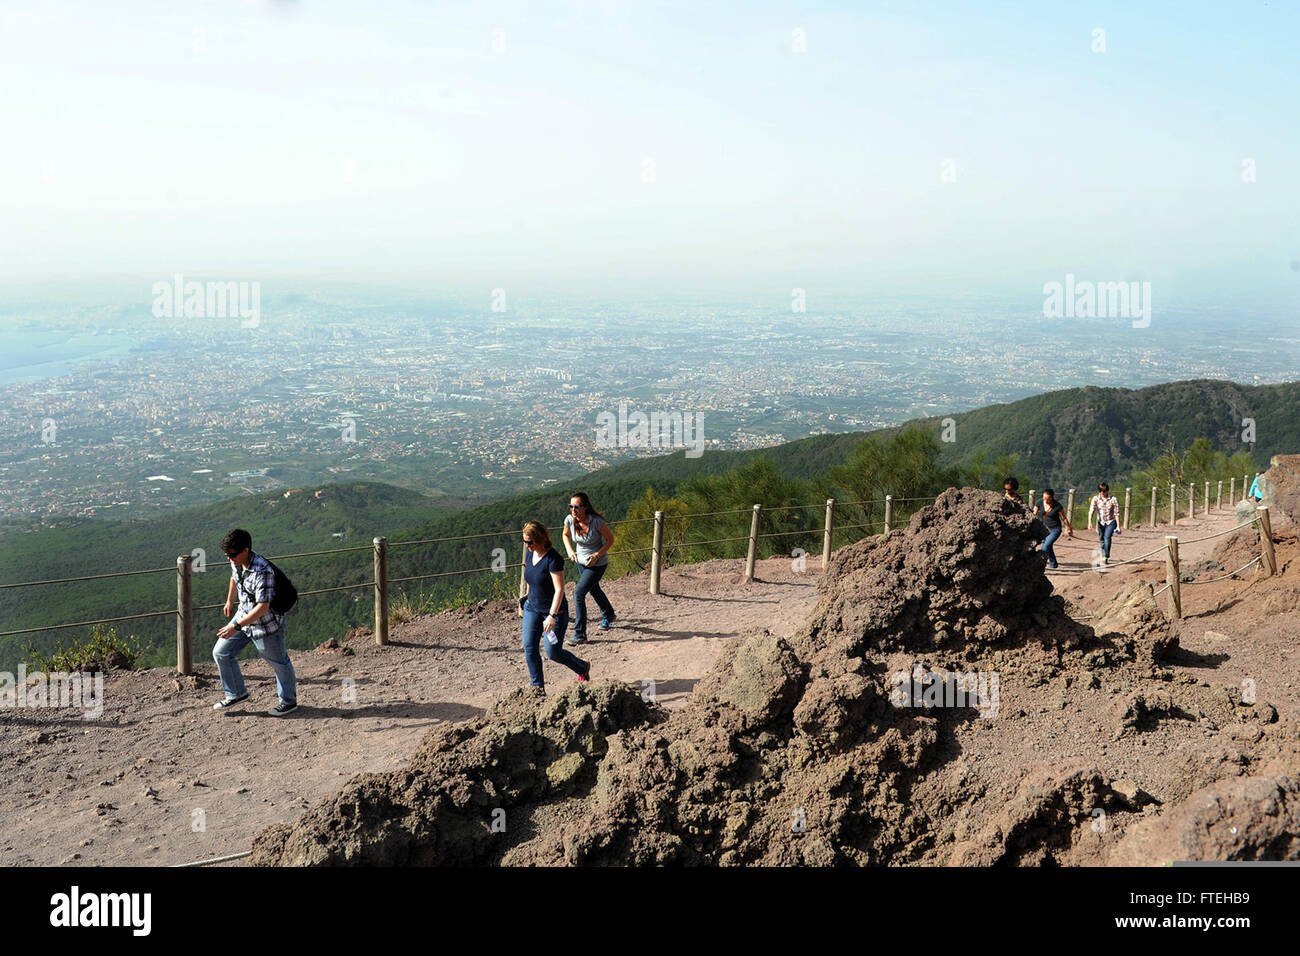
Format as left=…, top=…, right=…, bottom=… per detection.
left=827, top=426, right=959, bottom=535
left=961, top=449, right=1024, bottom=493
left=608, top=487, right=691, bottom=575
left=1129, top=437, right=1258, bottom=499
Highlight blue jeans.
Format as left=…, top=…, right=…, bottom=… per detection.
left=1098, top=520, right=1117, bottom=558
left=213, top=624, right=297, bottom=705
left=521, top=607, right=587, bottom=688
left=572, top=563, right=615, bottom=639
left=1040, top=527, right=1062, bottom=568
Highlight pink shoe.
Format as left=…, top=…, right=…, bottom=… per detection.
left=578, top=662, right=591, bottom=683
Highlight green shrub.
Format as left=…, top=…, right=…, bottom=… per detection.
left=24, top=624, right=143, bottom=673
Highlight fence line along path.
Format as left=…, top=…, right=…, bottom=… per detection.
left=1046, top=501, right=1270, bottom=621
left=2, top=477, right=1265, bottom=667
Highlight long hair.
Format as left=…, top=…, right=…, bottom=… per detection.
left=569, top=490, right=603, bottom=519
left=523, top=520, right=552, bottom=552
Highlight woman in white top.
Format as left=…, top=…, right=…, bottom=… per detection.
left=562, top=491, right=616, bottom=645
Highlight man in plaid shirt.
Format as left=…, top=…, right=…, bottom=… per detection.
left=1087, top=482, right=1123, bottom=565
left=212, top=528, right=298, bottom=716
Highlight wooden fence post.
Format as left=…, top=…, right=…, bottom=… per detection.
left=1123, top=487, right=1131, bottom=529
left=1230, top=477, right=1236, bottom=505
left=1203, top=481, right=1209, bottom=515
left=1165, top=535, right=1181, bottom=619
left=1243, top=474, right=1249, bottom=501
left=883, top=495, right=894, bottom=534
left=1217, top=480, right=1223, bottom=511
left=650, top=510, right=664, bottom=594
left=743, top=504, right=762, bottom=582
left=1149, top=487, right=1157, bottom=527
left=1067, top=489, right=1076, bottom=528
left=1028, top=489, right=1036, bottom=512
left=1169, top=484, right=1176, bottom=525
left=176, top=554, right=193, bottom=676
left=373, top=536, right=389, bottom=645
left=822, top=498, right=835, bottom=570
left=1188, top=483, right=1195, bottom=520
left=1257, top=506, right=1277, bottom=577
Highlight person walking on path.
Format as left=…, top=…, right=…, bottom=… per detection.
left=1033, top=488, right=1073, bottom=569
left=520, top=520, right=590, bottom=691
left=1003, top=476, right=1025, bottom=507
left=1087, top=482, right=1123, bottom=565
left=562, top=491, right=616, bottom=645
left=212, top=529, right=298, bottom=716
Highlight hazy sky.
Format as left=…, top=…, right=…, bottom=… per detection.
left=2, top=0, right=1297, bottom=303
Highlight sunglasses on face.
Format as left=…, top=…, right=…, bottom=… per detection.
left=225, top=549, right=244, bottom=559
left=523, top=538, right=534, bottom=545
left=570, top=504, right=584, bottom=510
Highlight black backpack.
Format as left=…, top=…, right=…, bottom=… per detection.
left=238, top=557, right=298, bottom=615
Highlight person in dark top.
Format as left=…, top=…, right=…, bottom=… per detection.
left=519, top=520, right=590, bottom=690
left=1003, top=476, right=1025, bottom=507
left=1032, top=488, right=1073, bottom=569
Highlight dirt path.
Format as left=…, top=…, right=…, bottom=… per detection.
left=1045, top=505, right=1253, bottom=614
left=0, top=555, right=819, bottom=866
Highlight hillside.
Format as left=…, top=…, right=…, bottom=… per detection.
left=571, top=378, right=1293, bottom=492
left=1, top=377, right=1288, bottom=672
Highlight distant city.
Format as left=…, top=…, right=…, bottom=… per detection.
left=1, top=288, right=1296, bottom=526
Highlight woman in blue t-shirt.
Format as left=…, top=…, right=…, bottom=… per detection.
left=562, top=491, right=617, bottom=645
left=520, top=520, right=590, bottom=689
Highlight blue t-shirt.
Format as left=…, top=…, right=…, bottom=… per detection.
left=524, top=547, right=569, bottom=615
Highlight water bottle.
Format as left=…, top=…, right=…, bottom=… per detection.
left=545, top=628, right=557, bottom=646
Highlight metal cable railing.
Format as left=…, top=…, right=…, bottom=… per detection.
left=0, top=607, right=175, bottom=637
left=0, top=566, right=176, bottom=590
left=1177, top=518, right=1258, bottom=545
left=1182, top=556, right=1262, bottom=585
left=675, top=535, right=753, bottom=547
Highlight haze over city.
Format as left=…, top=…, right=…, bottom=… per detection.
left=1, top=0, right=1297, bottom=522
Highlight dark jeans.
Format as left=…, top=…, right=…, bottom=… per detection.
left=1040, top=527, right=1062, bottom=568
left=521, top=607, right=586, bottom=687
left=1098, top=520, right=1117, bottom=558
left=572, top=563, right=615, bottom=638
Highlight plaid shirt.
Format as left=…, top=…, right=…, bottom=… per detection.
left=1090, top=494, right=1120, bottom=526
left=232, top=552, right=286, bottom=639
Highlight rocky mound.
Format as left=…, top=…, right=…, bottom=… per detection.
left=250, top=488, right=1296, bottom=866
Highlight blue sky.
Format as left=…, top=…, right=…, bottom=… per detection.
left=1, top=0, right=1297, bottom=306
